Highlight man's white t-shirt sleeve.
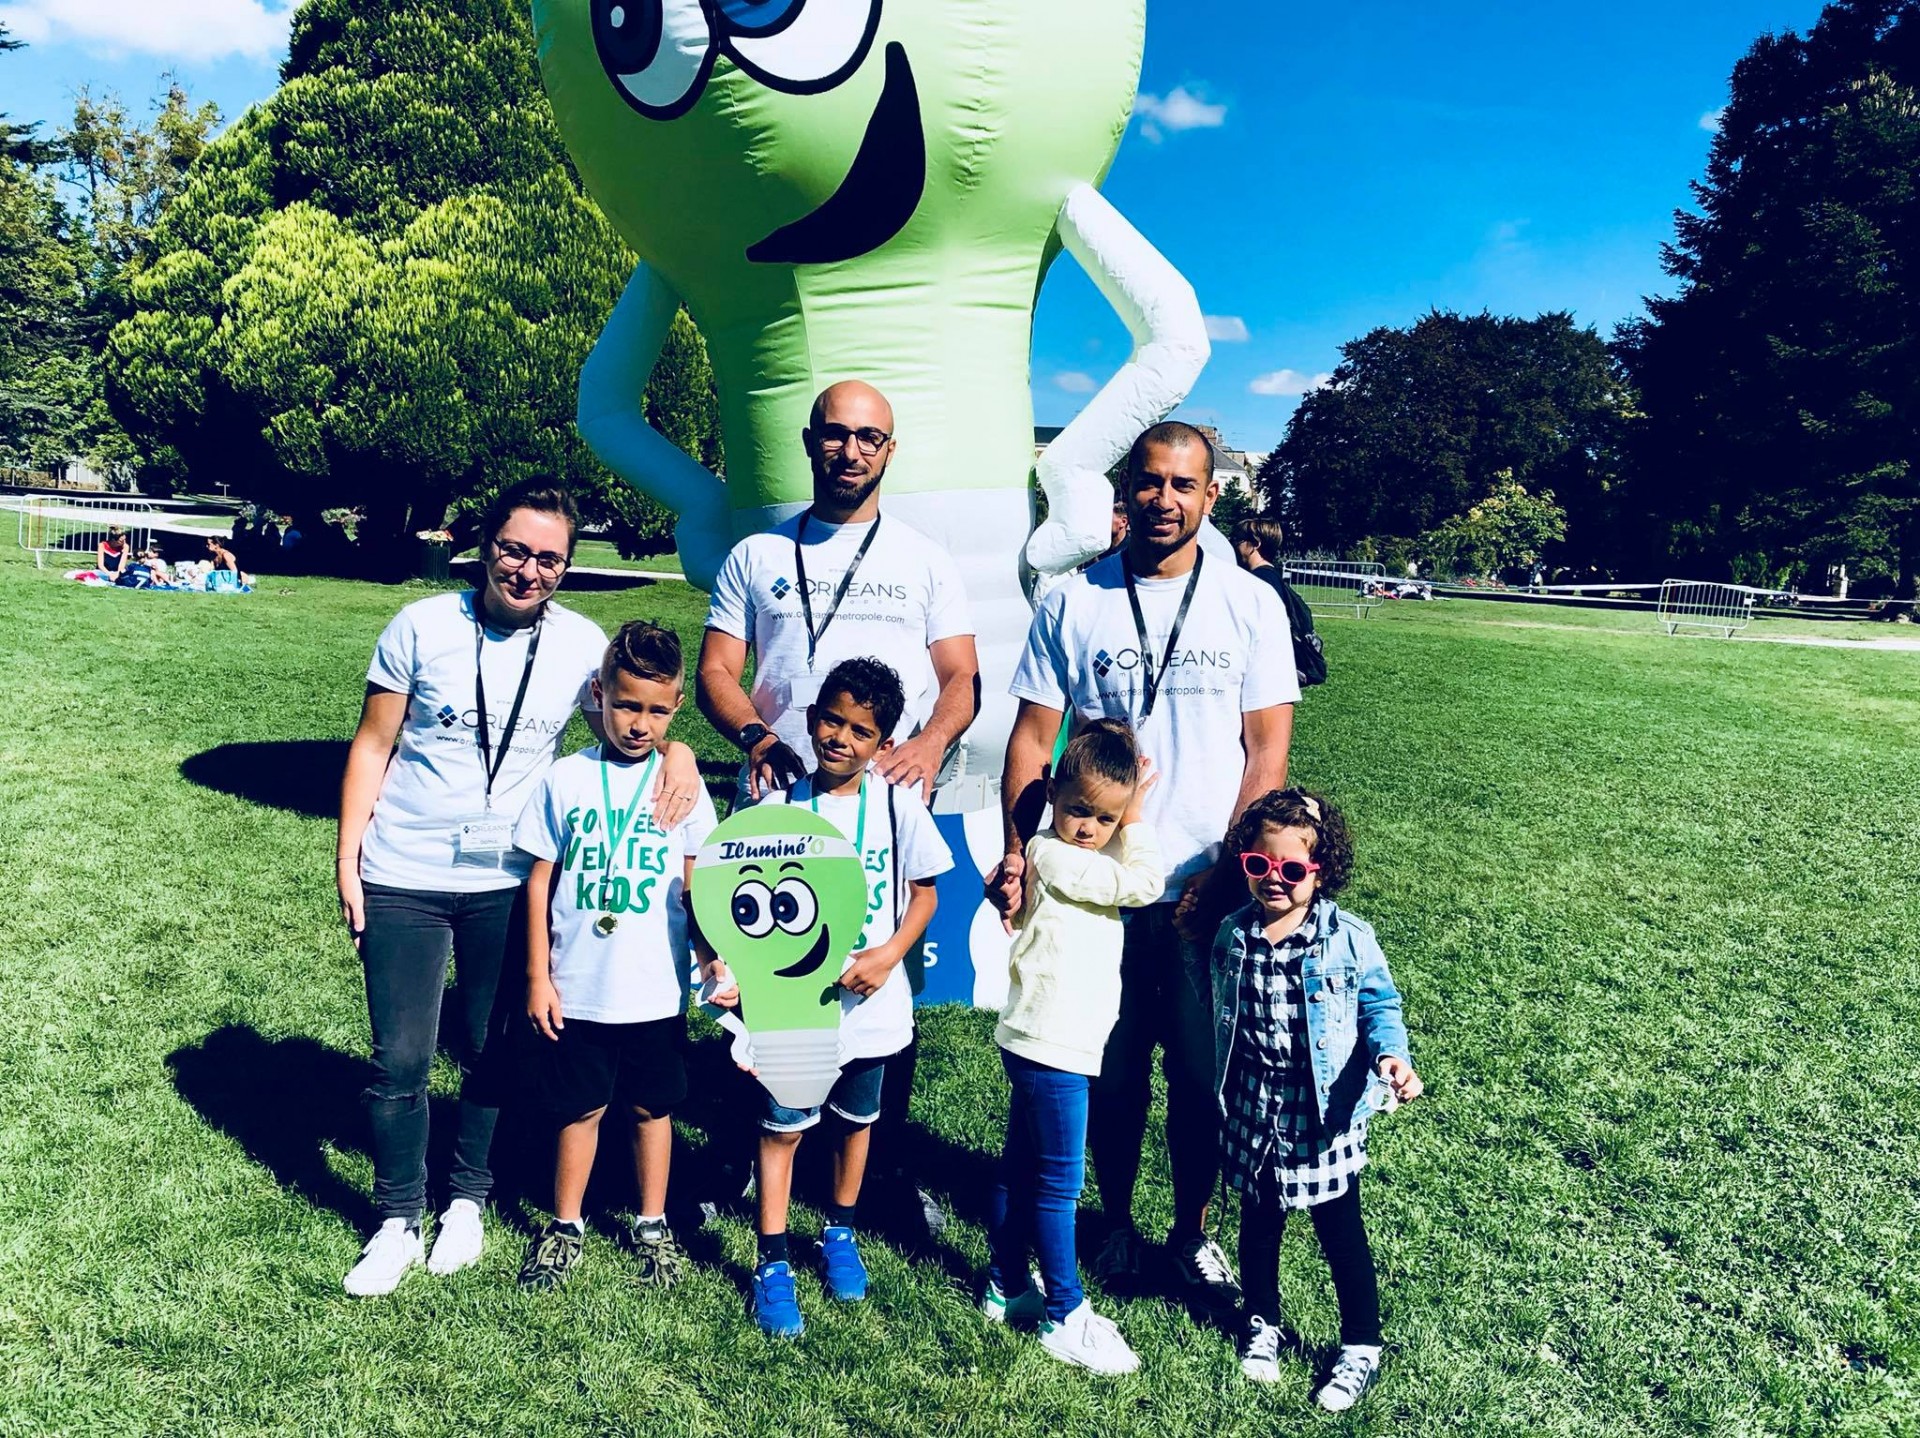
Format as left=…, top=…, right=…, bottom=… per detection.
left=367, top=609, right=416, bottom=694
left=1242, top=581, right=1303, bottom=710
left=1007, top=590, right=1071, bottom=710
left=924, top=546, right=974, bottom=645
left=704, top=541, right=754, bottom=641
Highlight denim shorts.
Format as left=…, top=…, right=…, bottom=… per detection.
left=761, top=1053, right=886, bottom=1133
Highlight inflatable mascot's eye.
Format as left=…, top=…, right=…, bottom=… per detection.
left=593, top=0, right=714, bottom=119
left=719, top=0, right=882, bottom=93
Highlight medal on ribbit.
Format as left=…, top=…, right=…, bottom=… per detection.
left=592, top=749, right=657, bottom=939
left=595, top=914, right=619, bottom=936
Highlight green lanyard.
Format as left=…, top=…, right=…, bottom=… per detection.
left=800, top=773, right=866, bottom=856
left=597, top=748, right=661, bottom=871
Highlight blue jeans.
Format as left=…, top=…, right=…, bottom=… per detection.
left=987, top=1050, right=1089, bottom=1323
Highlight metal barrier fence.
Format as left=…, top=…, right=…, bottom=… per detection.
left=1656, top=578, right=1758, bottom=637
left=1281, top=557, right=1388, bottom=618
left=15, top=495, right=157, bottom=568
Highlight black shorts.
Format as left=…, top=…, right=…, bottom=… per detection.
left=521, top=1015, right=688, bottom=1120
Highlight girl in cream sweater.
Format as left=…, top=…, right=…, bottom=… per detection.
left=981, top=719, right=1163, bottom=1374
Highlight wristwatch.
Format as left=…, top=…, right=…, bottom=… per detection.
left=736, top=722, right=772, bottom=754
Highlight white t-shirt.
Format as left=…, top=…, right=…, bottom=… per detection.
left=758, top=774, right=955, bottom=1060
left=514, top=745, right=719, bottom=1024
left=705, top=511, right=974, bottom=761
left=359, top=591, right=608, bottom=893
left=1009, top=551, right=1299, bottom=898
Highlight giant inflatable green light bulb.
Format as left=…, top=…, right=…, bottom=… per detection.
left=535, top=0, right=1210, bottom=790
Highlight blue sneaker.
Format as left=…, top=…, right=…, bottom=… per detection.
left=818, top=1226, right=868, bottom=1302
left=752, top=1260, right=804, bottom=1337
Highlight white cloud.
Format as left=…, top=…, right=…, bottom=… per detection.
left=0, top=0, right=293, bottom=62
left=1700, top=108, right=1725, bottom=133
left=1204, top=315, right=1250, bottom=343
left=1054, top=371, right=1098, bottom=394
left=1250, top=369, right=1332, bottom=397
left=1133, top=86, right=1227, bottom=143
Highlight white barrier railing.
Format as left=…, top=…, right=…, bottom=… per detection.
left=1282, top=557, right=1389, bottom=618
left=15, top=495, right=157, bottom=569
left=1657, top=578, right=1758, bottom=637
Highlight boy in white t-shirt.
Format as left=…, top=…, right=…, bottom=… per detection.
left=740, top=657, right=953, bottom=1338
left=512, top=621, right=719, bottom=1291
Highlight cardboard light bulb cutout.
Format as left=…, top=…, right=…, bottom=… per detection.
left=534, top=0, right=1211, bottom=789
left=692, top=804, right=869, bottom=1108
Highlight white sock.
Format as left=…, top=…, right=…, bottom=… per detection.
left=636, top=1213, right=666, bottom=1227
left=1344, top=1344, right=1383, bottom=1360
left=556, top=1216, right=585, bottom=1233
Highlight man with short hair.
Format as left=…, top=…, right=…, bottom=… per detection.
left=1232, top=517, right=1324, bottom=689
left=993, top=421, right=1298, bottom=1306
left=696, top=379, right=981, bottom=1239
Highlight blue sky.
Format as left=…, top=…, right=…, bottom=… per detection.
left=3, top=0, right=1825, bottom=454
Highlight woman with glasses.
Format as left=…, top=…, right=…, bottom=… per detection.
left=335, top=481, right=703, bottom=1295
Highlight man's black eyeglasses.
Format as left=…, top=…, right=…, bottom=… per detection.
left=815, top=424, right=892, bottom=456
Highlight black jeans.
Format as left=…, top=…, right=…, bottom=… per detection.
left=1089, top=905, right=1220, bottom=1235
left=1238, top=1180, right=1382, bottom=1345
left=360, top=882, right=522, bottom=1222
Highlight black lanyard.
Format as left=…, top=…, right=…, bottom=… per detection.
left=1122, top=548, right=1205, bottom=720
left=473, top=599, right=543, bottom=810
left=794, top=510, right=882, bottom=667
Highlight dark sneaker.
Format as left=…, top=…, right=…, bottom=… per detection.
left=518, top=1220, right=584, bottom=1291
left=1171, top=1233, right=1241, bottom=1308
left=1091, top=1226, right=1149, bottom=1291
left=818, top=1225, right=868, bottom=1302
left=626, top=1218, right=685, bottom=1289
left=1240, top=1314, right=1283, bottom=1384
left=1314, top=1345, right=1382, bottom=1412
left=752, top=1260, right=804, bottom=1337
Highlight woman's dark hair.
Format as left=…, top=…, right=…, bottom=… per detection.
left=817, top=657, right=905, bottom=739
left=1054, top=717, right=1139, bottom=791
left=480, top=481, right=581, bottom=554
left=603, top=619, right=683, bottom=688
left=1222, top=787, right=1354, bottom=897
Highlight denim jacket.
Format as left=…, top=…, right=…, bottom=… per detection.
left=1210, top=898, right=1411, bottom=1132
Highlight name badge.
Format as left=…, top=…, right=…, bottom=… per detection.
left=786, top=672, right=825, bottom=712
left=456, top=818, right=513, bottom=857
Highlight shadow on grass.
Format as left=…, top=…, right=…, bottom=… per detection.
left=180, top=740, right=349, bottom=821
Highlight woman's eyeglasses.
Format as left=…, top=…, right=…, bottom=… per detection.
left=491, top=539, right=569, bottom=576
left=1238, top=852, right=1320, bottom=886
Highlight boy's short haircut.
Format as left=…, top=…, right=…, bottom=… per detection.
left=1054, top=717, right=1139, bottom=792
left=1230, top=517, right=1286, bottom=564
left=817, top=657, right=905, bottom=738
left=603, top=619, right=684, bottom=688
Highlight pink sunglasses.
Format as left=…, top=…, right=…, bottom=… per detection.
left=1238, top=852, right=1320, bottom=886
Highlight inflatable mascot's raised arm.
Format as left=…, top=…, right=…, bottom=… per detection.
left=533, top=0, right=1208, bottom=793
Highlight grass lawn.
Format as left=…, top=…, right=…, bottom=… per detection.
left=1, top=547, right=1915, bottom=1436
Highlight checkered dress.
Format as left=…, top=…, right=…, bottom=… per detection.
left=1220, top=911, right=1369, bottom=1209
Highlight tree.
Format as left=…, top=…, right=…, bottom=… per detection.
left=1260, top=310, right=1630, bottom=564
left=1417, top=475, right=1567, bottom=579
left=1617, top=0, right=1920, bottom=596
left=1, top=23, right=60, bottom=166
left=105, top=0, right=716, bottom=561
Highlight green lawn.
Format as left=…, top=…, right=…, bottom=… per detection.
left=1, top=547, right=1915, bottom=1436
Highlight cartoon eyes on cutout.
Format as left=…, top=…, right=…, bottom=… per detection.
left=731, top=876, right=821, bottom=936
left=770, top=877, right=819, bottom=933
left=732, top=880, right=776, bottom=937
left=593, top=0, right=882, bottom=120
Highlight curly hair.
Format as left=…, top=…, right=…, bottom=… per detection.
left=1222, top=788, right=1354, bottom=898
left=818, top=656, right=906, bottom=739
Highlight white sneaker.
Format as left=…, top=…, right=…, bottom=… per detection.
left=1313, top=1345, right=1382, bottom=1412
left=343, top=1218, right=423, bottom=1296
left=426, top=1199, right=484, bottom=1276
left=1239, top=1314, right=1282, bottom=1383
left=979, top=1272, right=1047, bottom=1326
left=1038, top=1300, right=1141, bottom=1375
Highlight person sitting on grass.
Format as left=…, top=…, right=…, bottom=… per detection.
left=981, top=718, right=1163, bottom=1375
left=512, top=620, right=720, bottom=1291
left=1210, top=789, right=1423, bottom=1412
left=96, top=526, right=132, bottom=582
left=731, top=657, right=952, bottom=1338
